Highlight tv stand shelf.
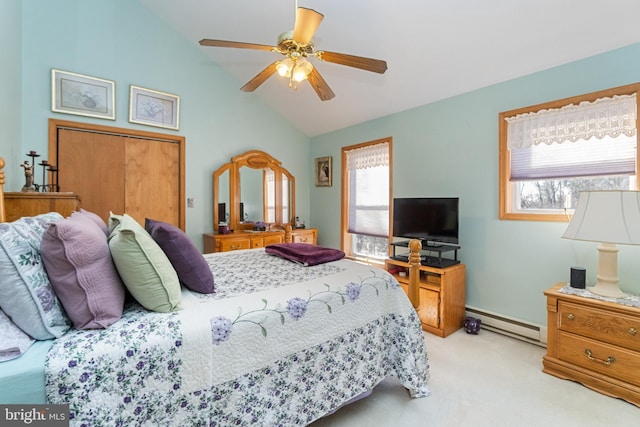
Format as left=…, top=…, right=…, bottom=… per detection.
left=385, top=256, right=466, bottom=337
left=390, top=240, right=460, bottom=268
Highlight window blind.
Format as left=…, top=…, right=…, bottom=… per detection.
left=346, top=142, right=389, bottom=238
left=506, top=94, right=637, bottom=181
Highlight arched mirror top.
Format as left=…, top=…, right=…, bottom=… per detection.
left=232, top=150, right=282, bottom=170
left=212, top=150, right=295, bottom=232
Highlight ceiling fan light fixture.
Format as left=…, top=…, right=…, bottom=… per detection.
left=292, top=58, right=313, bottom=82
left=276, top=58, right=293, bottom=77
left=199, top=4, right=385, bottom=101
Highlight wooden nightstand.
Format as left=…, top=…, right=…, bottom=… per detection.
left=543, top=283, right=640, bottom=407
left=289, top=228, right=317, bottom=245
left=4, top=192, right=80, bottom=221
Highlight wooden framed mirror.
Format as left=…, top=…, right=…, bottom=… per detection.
left=213, top=150, right=295, bottom=231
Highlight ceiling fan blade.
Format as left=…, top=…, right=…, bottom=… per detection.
left=199, top=39, right=275, bottom=52
left=292, top=7, right=324, bottom=45
left=307, top=67, right=335, bottom=101
left=240, top=61, right=279, bottom=92
left=317, top=50, right=388, bottom=74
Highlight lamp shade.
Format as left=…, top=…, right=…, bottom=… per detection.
left=562, top=191, right=640, bottom=245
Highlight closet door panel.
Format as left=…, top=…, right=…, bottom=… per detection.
left=57, top=129, right=125, bottom=223
left=125, top=138, right=180, bottom=227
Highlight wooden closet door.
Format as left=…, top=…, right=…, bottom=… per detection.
left=57, top=129, right=126, bottom=223
left=50, top=119, right=185, bottom=230
left=124, top=138, right=180, bottom=226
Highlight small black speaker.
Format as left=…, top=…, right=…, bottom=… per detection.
left=570, top=267, right=586, bottom=289
left=217, top=203, right=226, bottom=223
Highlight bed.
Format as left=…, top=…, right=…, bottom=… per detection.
left=0, top=155, right=430, bottom=426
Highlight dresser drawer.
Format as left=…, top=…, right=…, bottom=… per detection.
left=251, top=237, right=265, bottom=248
left=263, top=235, right=283, bottom=245
left=558, top=331, right=640, bottom=385
left=220, top=238, right=251, bottom=251
left=558, top=301, right=640, bottom=352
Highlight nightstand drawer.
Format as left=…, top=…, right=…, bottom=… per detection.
left=558, top=301, right=640, bottom=352
left=558, top=331, right=640, bottom=385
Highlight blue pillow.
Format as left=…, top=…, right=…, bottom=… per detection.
left=0, top=213, right=70, bottom=339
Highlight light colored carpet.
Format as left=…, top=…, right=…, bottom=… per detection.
left=312, top=329, right=638, bottom=426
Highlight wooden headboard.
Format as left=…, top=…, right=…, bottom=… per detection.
left=0, top=156, right=5, bottom=223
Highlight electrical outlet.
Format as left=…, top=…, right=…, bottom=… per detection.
left=187, top=198, right=195, bottom=208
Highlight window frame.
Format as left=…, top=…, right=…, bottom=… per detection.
left=341, top=137, right=393, bottom=262
left=499, top=83, right=640, bottom=222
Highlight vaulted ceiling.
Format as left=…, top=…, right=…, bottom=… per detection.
left=140, top=0, right=640, bottom=137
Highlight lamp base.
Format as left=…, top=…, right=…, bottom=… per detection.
left=589, top=281, right=626, bottom=299
left=589, top=243, right=626, bottom=298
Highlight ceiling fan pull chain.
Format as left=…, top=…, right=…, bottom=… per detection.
left=289, top=61, right=297, bottom=89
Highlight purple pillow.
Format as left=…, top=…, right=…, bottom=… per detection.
left=41, top=213, right=125, bottom=329
left=145, top=218, right=214, bottom=294
left=72, top=209, right=108, bottom=235
left=265, top=243, right=345, bottom=266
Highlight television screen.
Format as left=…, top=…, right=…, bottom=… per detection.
left=393, top=197, right=459, bottom=244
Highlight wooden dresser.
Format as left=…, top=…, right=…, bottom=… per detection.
left=543, top=283, right=640, bottom=407
left=203, top=228, right=318, bottom=254
left=4, top=192, right=80, bottom=221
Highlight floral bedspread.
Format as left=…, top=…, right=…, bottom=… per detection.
left=45, top=249, right=430, bottom=426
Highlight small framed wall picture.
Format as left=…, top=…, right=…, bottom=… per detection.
left=129, top=85, right=180, bottom=130
left=51, top=69, right=115, bottom=120
left=315, top=156, right=332, bottom=187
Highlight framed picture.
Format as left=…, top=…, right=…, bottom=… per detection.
left=51, top=69, right=115, bottom=120
left=129, top=85, right=180, bottom=130
left=315, top=156, right=332, bottom=187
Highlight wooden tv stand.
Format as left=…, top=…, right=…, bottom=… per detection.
left=385, top=240, right=466, bottom=337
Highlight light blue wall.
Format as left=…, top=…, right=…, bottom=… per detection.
left=5, top=0, right=310, bottom=249
left=0, top=0, right=22, bottom=186
left=310, top=43, right=640, bottom=327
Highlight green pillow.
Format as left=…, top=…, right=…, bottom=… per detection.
left=108, top=213, right=181, bottom=312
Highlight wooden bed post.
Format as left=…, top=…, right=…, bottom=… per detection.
left=284, top=224, right=292, bottom=243
left=407, top=239, right=422, bottom=309
left=0, top=156, right=5, bottom=223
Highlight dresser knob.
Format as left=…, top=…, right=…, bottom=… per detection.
left=567, top=313, right=575, bottom=320
left=630, top=328, right=638, bottom=336
left=584, top=349, right=615, bottom=366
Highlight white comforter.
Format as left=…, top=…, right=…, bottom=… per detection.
left=46, top=249, right=430, bottom=426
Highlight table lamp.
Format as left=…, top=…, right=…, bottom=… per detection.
left=562, top=190, right=640, bottom=298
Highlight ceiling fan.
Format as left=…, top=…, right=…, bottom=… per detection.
left=199, top=3, right=387, bottom=101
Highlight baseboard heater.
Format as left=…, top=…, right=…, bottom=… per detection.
left=465, top=306, right=547, bottom=347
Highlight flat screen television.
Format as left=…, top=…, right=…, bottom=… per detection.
left=393, top=197, right=459, bottom=245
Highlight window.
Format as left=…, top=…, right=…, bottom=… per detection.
left=499, top=83, right=640, bottom=221
left=341, top=138, right=392, bottom=262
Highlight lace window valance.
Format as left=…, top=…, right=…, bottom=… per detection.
left=506, top=94, right=637, bottom=149
left=347, top=142, right=389, bottom=170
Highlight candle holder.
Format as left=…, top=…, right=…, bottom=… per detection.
left=47, top=165, right=59, bottom=192
left=20, top=150, right=60, bottom=192
left=38, top=160, right=49, bottom=192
